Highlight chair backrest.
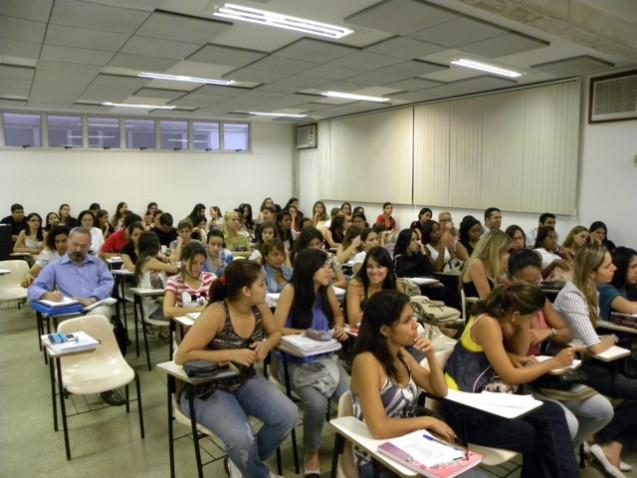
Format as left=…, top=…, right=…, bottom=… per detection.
left=335, top=391, right=358, bottom=478
left=420, top=348, right=454, bottom=413
left=0, top=259, right=29, bottom=288
left=58, top=314, right=121, bottom=359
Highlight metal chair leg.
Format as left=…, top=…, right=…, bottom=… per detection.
left=136, top=373, right=145, bottom=439
left=56, top=357, right=71, bottom=460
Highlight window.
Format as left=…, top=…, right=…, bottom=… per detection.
left=125, top=119, right=155, bottom=149
left=192, top=121, right=220, bottom=151
left=223, top=123, right=249, bottom=151
left=160, top=120, right=188, bottom=150
left=3, top=112, right=41, bottom=147
left=48, top=115, right=83, bottom=148
left=88, top=117, right=120, bottom=148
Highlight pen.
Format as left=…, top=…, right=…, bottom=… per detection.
left=423, top=434, right=448, bottom=446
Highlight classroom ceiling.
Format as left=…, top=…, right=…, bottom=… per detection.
left=0, top=0, right=635, bottom=122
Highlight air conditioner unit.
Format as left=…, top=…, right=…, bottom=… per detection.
left=589, top=69, right=637, bottom=123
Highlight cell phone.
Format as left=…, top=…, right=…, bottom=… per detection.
left=47, top=333, right=76, bottom=344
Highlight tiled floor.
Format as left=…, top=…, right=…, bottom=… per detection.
left=0, top=303, right=627, bottom=477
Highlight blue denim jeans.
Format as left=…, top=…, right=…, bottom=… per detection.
left=180, top=374, right=297, bottom=478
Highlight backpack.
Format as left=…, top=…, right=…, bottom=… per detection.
left=410, top=295, right=461, bottom=326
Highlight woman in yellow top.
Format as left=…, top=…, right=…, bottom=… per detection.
left=223, top=210, right=250, bottom=252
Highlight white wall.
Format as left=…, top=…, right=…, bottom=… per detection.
left=0, top=122, right=295, bottom=221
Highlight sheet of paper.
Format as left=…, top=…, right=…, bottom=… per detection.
left=387, top=430, right=463, bottom=468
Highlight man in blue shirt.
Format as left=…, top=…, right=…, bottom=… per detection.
left=28, top=227, right=124, bottom=405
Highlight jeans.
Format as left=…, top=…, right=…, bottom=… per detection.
left=179, top=374, right=297, bottom=478
left=530, top=387, right=614, bottom=446
left=284, top=359, right=350, bottom=452
left=358, top=460, right=487, bottom=478
left=597, top=399, right=637, bottom=448
left=583, top=360, right=637, bottom=400
left=442, top=399, right=579, bottom=478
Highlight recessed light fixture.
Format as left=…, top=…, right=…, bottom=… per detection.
left=213, top=3, right=353, bottom=39
left=322, top=91, right=390, bottom=103
left=450, top=58, right=522, bottom=78
left=249, top=111, right=307, bottom=118
left=138, top=72, right=234, bottom=86
left=102, top=102, right=176, bottom=110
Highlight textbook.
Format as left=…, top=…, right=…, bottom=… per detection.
left=280, top=334, right=342, bottom=356
left=41, top=331, right=100, bottom=354
left=34, top=297, right=117, bottom=316
left=609, top=311, right=637, bottom=328
left=536, top=355, right=582, bottom=375
left=377, top=429, right=481, bottom=478
left=594, top=345, right=631, bottom=362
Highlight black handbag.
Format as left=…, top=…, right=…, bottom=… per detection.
left=532, top=366, right=589, bottom=391
left=183, top=360, right=239, bottom=382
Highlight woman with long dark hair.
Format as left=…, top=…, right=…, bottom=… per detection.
left=455, top=215, right=482, bottom=262
left=13, top=212, right=44, bottom=254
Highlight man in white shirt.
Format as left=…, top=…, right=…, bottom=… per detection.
left=484, top=207, right=502, bottom=231
left=527, top=212, right=556, bottom=246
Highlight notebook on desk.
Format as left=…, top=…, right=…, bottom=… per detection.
left=593, top=345, right=631, bottom=362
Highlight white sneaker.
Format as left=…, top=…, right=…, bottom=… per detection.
left=620, top=461, right=632, bottom=472
left=226, top=457, right=242, bottom=478
left=590, top=444, right=626, bottom=478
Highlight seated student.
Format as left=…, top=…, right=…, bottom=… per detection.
left=555, top=244, right=637, bottom=476
left=100, top=213, right=142, bottom=258
left=347, top=246, right=405, bottom=327
left=262, top=239, right=292, bottom=293
left=590, top=221, right=617, bottom=253
left=417, top=206, right=433, bottom=226
left=204, top=230, right=234, bottom=278
left=507, top=250, right=613, bottom=448
left=44, top=211, right=60, bottom=232
left=336, top=225, right=362, bottom=264
left=77, top=210, right=104, bottom=255
left=455, top=215, right=482, bottom=262
left=393, top=228, right=434, bottom=278
left=185, top=203, right=206, bottom=231
left=13, top=212, right=44, bottom=255
left=152, top=212, right=178, bottom=248
left=562, top=226, right=589, bottom=264
left=483, top=207, right=502, bottom=232
left=163, top=243, right=215, bottom=319
left=208, top=206, right=223, bottom=231
left=323, top=215, right=345, bottom=249
left=170, top=219, right=200, bottom=262
left=352, top=290, right=462, bottom=478
left=505, top=224, right=527, bottom=253
left=258, top=204, right=276, bottom=226
left=249, top=221, right=277, bottom=263
left=21, top=225, right=69, bottom=287
left=311, top=200, right=329, bottom=229
left=111, top=202, right=128, bottom=230
left=191, top=216, right=208, bottom=244
left=276, top=211, right=295, bottom=251
left=88, top=202, right=101, bottom=216
left=461, top=230, right=511, bottom=299
left=340, top=201, right=352, bottom=221
left=443, top=282, right=580, bottom=477
left=146, top=202, right=158, bottom=218
left=438, top=211, right=458, bottom=247
left=134, top=232, right=178, bottom=323
left=533, top=226, right=571, bottom=280
left=120, top=222, right=145, bottom=271
left=351, top=228, right=379, bottom=273
left=351, top=212, right=368, bottom=231
left=237, top=203, right=254, bottom=234
left=175, top=260, right=296, bottom=478
left=224, top=210, right=250, bottom=252
left=58, top=203, right=78, bottom=228
left=375, top=202, right=397, bottom=232
left=599, top=247, right=637, bottom=319
left=274, top=248, right=350, bottom=477
left=96, top=209, right=115, bottom=242
left=1, top=203, right=26, bottom=244
left=421, top=220, right=455, bottom=272
left=527, top=212, right=556, bottom=247
left=287, top=204, right=303, bottom=233
left=292, top=227, right=347, bottom=289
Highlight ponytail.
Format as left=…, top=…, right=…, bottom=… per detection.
left=207, top=260, right=262, bottom=305
left=474, top=282, right=545, bottom=319
left=208, top=276, right=228, bottom=303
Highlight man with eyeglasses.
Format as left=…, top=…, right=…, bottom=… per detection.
left=28, top=227, right=124, bottom=406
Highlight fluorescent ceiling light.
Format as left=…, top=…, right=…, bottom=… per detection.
left=322, top=91, right=390, bottom=103
left=450, top=58, right=522, bottom=78
left=102, top=102, right=176, bottom=110
left=139, top=72, right=234, bottom=86
left=249, top=111, right=307, bottom=118
left=213, top=3, right=353, bottom=39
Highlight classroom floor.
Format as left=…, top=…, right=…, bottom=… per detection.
left=0, top=303, right=629, bottom=478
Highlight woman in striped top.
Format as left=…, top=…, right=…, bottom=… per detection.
left=351, top=290, right=454, bottom=478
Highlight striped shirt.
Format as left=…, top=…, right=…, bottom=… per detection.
left=554, top=281, right=601, bottom=347
left=165, top=272, right=216, bottom=308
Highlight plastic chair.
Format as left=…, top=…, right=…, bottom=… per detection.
left=421, top=349, right=519, bottom=467
left=130, top=287, right=169, bottom=371
left=334, top=391, right=359, bottom=478
left=55, top=314, right=144, bottom=459
left=460, top=288, right=479, bottom=322
left=0, top=259, right=28, bottom=307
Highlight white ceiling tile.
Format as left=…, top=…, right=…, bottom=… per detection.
left=133, top=87, right=185, bottom=100
left=135, top=11, right=231, bottom=44
left=415, top=83, right=471, bottom=98
left=449, top=75, right=517, bottom=90
left=389, top=89, right=439, bottom=102
left=327, top=51, right=403, bottom=71
left=187, top=44, right=267, bottom=68
left=293, top=102, right=335, bottom=112
left=80, top=74, right=149, bottom=102
left=0, top=0, right=53, bottom=22
left=301, top=63, right=363, bottom=80
left=35, top=61, right=102, bottom=83
left=166, top=61, right=234, bottom=78
left=40, top=45, right=113, bottom=66
left=188, top=84, right=248, bottom=99
left=0, top=78, right=31, bottom=97
left=122, top=36, right=200, bottom=60
left=531, top=55, right=614, bottom=76
left=382, top=77, right=442, bottom=90
left=0, top=38, right=41, bottom=58
left=355, top=86, right=402, bottom=96
left=345, top=0, right=457, bottom=35
left=225, top=68, right=286, bottom=83
left=0, top=15, right=46, bottom=43
left=45, top=24, right=129, bottom=52
left=270, top=75, right=330, bottom=89
left=50, top=0, right=149, bottom=34
left=168, top=93, right=215, bottom=108
left=365, top=36, right=445, bottom=59
left=248, top=56, right=318, bottom=74
left=30, top=79, right=91, bottom=94
left=321, top=80, right=371, bottom=92
left=346, top=60, right=447, bottom=84
left=460, top=32, right=549, bottom=58
left=408, top=17, right=506, bottom=48
left=0, top=98, right=28, bottom=107
left=84, top=0, right=162, bottom=12
left=141, top=79, right=200, bottom=91
left=0, top=65, right=35, bottom=81
left=109, top=53, right=179, bottom=72
left=257, top=84, right=296, bottom=94
left=274, top=38, right=356, bottom=62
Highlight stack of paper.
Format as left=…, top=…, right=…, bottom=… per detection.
left=536, top=354, right=582, bottom=374
left=280, top=334, right=342, bottom=357
left=41, top=331, right=100, bottom=354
